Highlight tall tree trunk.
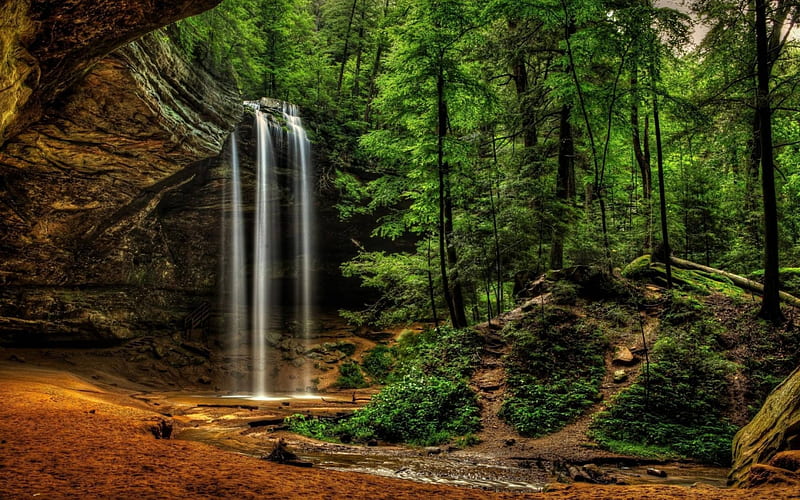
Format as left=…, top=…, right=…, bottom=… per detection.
left=631, top=67, right=653, bottom=251
left=364, top=0, right=390, bottom=122
left=652, top=66, right=672, bottom=288
left=508, top=20, right=537, bottom=150
left=755, top=0, right=783, bottom=322
left=336, top=0, right=359, bottom=93
left=427, top=236, right=439, bottom=329
left=436, top=65, right=467, bottom=328
left=550, top=104, right=575, bottom=269
left=351, top=0, right=367, bottom=98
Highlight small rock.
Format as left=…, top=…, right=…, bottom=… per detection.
left=646, top=467, right=667, bottom=478
left=568, top=465, right=592, bottom=482
left=613, top=369, right=628, bottom=383
left=197, top=375, right=211, bottom=385
left=504, top=438, right=516, bottom=446
left=424, top=446, right=441, bottom=455
left=281, top=402, right=290, bottom=407
left=612, top=346, right=635, bottom=365
left=367, top=439, right=379, bottom=447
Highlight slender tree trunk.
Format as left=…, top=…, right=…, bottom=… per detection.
left=337, top=0, right=359, bottom=93
left=550, top=104, right=575, bottom=269
left=652, top=70, right=672, bottom=288
left=755, top=0, right=783, bottom=322
left=436, top=65, right=467, bottom=328
left=351, top=0, right=367, bottom=98
left=363, top=0, right=390, bottom=123
left=427, top=236, right=439, bottom=329
left=560, top=1, right=612, bottom=270
left=632, top=67, right=653, bottom=251
left=508, top=20, right=536, bottom=150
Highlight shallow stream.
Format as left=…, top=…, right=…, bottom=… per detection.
left=151, top=393, right=730, bottom=493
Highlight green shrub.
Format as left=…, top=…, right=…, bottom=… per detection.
left=332, top=342, right=357, bottom=357
left=362, top=345, right=395, bottom=383
left=335, top=371, right=480, bottom=445
left=500, top=311, right=607, bottom=435
left=591, top=322, right=739, bottom=465
left=289, top=327, right=482, bottom=446
left=500, top=379, right=599, bottom=436
left=392, top=326, right=481, bottom=381
left=336, top=361, right=369, bottom=389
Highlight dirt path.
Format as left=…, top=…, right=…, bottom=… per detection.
left=466, top=292, right=663, bottom=466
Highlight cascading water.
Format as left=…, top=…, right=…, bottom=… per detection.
left=224, top=100, right=316, bottom=398
left=224, top=132, right=247, bottom=394
left=283, top=102, right=316, bottom=386
left=251, top=110, right=280, bottom=398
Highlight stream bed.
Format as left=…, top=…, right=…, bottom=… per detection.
left=152, top=393, right=730, bottom=493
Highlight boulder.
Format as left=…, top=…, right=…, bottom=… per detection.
left=612, top=346, right=635, bottom=365
left=729, top=366, right=800, bottom=486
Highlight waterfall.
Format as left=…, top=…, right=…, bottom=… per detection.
left=252, top=110, right=280, bottom=398
left=225, top=100, right=316, bottom=398
left=283, top=102, right=315, bottom=384
left=225, top=132, right=247, bottom=394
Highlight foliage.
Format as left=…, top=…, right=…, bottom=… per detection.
left=336, top=361, right=369, bottom=389
left=361, top=345, right=395, bottom=384
left=289, top=327, right=481, bottom=445
left=500, top=308, right=607, bottom=436
left=591, top=320, right=739, bottom=465
left=391, top=326, right=481, bottom=381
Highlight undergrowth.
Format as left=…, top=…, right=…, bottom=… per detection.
left=499, top=306, right=607, bottom=437
left=591, top=294, right=739, bottom=465
left=288, top=327, right=481, bottom=446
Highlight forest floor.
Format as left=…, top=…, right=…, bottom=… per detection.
left=1, top=281, right=799, bottom=498
left=1, top=362, right=798, bottom=499
left=466, top=285, right=662, bottom=464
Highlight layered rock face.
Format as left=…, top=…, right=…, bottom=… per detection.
left=0, top=0, right=223, bottom=146
left=730, top=366, right=800, bottom=486
left=0, top=30, right=241, bottom=344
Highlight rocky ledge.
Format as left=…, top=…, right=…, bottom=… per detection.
left=0, top=28, right=241, bottom=344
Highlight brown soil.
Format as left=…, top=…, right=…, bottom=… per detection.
left=0, top=363, right=797, bottom=498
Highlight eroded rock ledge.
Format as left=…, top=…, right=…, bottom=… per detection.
left=0, top=0, right=223, bottom=146
left=0, top=29, right=241, bottom=344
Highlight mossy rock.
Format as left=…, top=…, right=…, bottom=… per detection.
left=730, top=366, right=800, bottom=486
left=621, top=255, right=657, bottom=280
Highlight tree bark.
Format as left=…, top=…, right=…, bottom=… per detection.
left=670, top=256, right=800, bottom=309
left=755, top=0, right=783, bottom=322
left=336, top=0, right=359, bottom=93
left=550, top=103, right=575, bottom=270
left=631, top=66, right=653, bottom=251
left=652, top=75, right=672, bottom=288
left=436, top=64, right=467, bottom=328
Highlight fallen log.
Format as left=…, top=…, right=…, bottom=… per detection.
left=669, top=256, right=800, bottom=309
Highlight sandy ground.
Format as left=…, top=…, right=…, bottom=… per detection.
left=1, top=363, right=798, bottom=499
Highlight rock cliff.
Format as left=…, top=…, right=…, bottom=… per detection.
left=0, top=0, right=222, bottom=146
left=730, top=366, right=800, bottom=486
left=0, top=26, right=241, bottom=344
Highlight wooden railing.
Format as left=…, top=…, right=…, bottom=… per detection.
left=184, top=301, right=211, bottom=339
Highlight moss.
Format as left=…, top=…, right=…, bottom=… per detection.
left=622, top=254, right=654, bottom=280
